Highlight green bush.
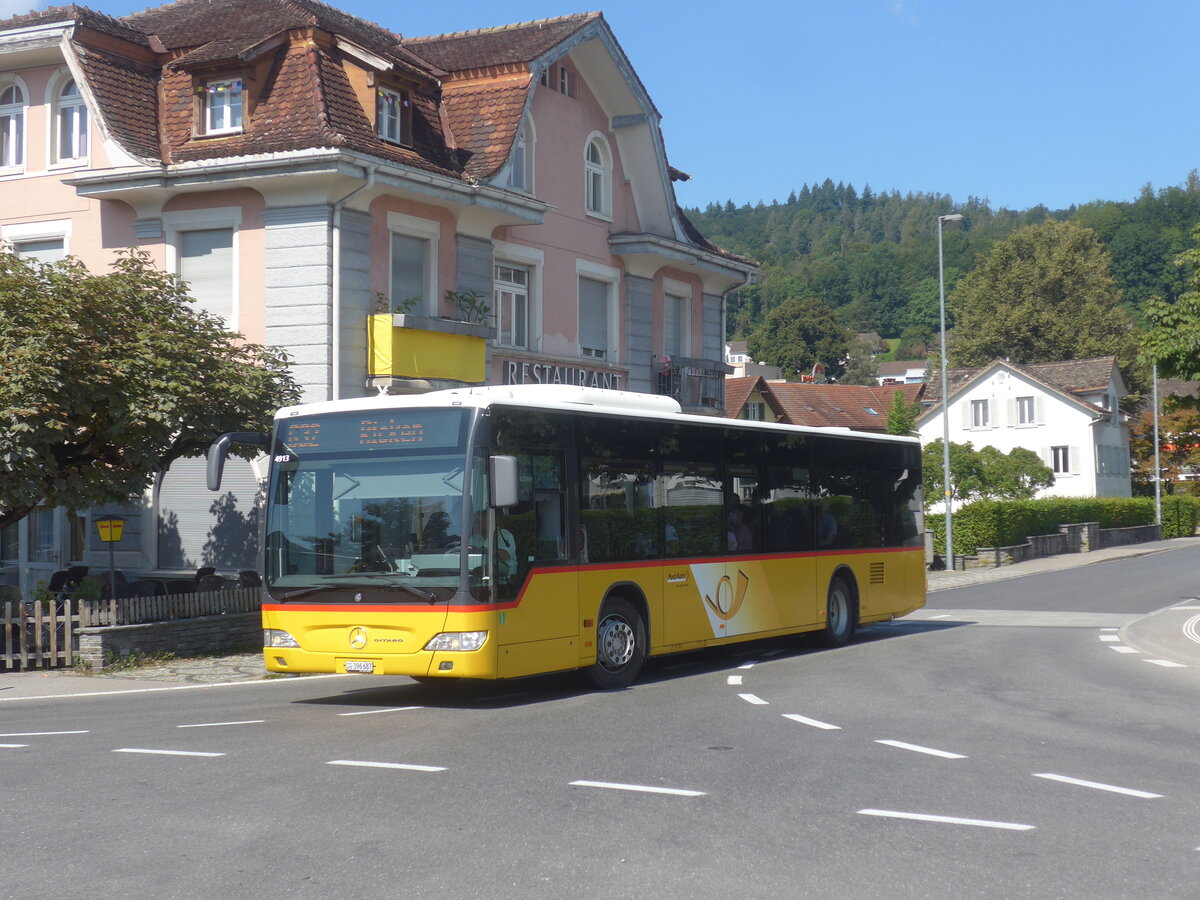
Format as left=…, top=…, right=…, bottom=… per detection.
left=927, top=496, right=1199, bottom=555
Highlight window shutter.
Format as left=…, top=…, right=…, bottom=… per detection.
left=1070, top=446, right=1081, bottom=475
left=579, top=276, right=609, bottom=358
left=15, top=238, right=65, bottom=263
left=1007, top=398, right=1016, bottom=426
left=1035, top=397, right=1046, bottom=424
left=179, top=228, right=234, bottom=324
left=961, top=402, right=971, bottom=429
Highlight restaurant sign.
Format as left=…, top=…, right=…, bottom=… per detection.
left=501, top=358, right=625, bottom=391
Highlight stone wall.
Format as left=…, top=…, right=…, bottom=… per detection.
left=77, top=612, right=260, bottom=669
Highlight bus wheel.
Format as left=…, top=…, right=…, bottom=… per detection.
left=819, top=577, right=855, bottom=648
left=585, top=597, right=646, bottom=689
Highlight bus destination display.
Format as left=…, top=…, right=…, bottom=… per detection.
left=280, top=410, right=465, bottom=452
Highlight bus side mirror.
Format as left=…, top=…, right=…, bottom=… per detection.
left=489, top=455, right=519, bottom=508
left=207, top=432, right=270, bottom=491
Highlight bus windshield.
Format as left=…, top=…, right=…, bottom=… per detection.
left=264, top=408, right=475, bottom=603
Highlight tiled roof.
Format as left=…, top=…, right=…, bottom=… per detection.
left=403, top=13, right=598, bottom=72
left=877, top=359, right=928, bottom=376
left=724, top=376, right=761, bottom=420
left=439, top=75, right=531, bottom=180
left=923, top=357, right=1118, bottom=406
left=73, top=44, right=161, bottom=160
left=768, top=382, right=924, bottom=432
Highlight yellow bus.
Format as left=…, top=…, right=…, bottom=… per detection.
left=208, top=384, right=925, bottom=688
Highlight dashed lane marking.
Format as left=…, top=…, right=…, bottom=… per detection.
left=0, top=730, right=88, bottom=736
left=570, top=780, right=706, bottom=797
left=327, top=760, right=445, bottom=772
left=727, top=675, right=743, bottom=686
left=1144, top=659, right=1188, bottom=668
left=337, top=706, right=424, bottom=717
left=782, top=713, right=840, bottom=730
left=738, top=693, right=768, bottom=705
left=1032, top=773, right=1162, bottom=798
left=1110, top=646, right=1140, bottom=654
left=0, top=744, right=29, bottom=748
left=113, top=748, right=225, bottom=758
left=177, top=720, right=265, bottom=728
left=857, top=809, right=1034, bottom=831
left=875, top=739, right=966, bottom=759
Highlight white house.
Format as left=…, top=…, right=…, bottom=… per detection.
left=917, top=357, right=1132, bottom=500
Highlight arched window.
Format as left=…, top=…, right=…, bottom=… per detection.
left=508, top=119, right=534, bottom=193
left=0, top=83, right=24, bottom=169
left=56, top=79, right=88, bottom=162
left=584, top=135, right=611, bottom=218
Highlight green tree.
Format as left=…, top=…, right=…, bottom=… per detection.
left=922, top=439, right=1054, bottom=506
left=0, top=250, right=300, bottom=529
left=1142, top=223, right=1200, bottom=380
left=946, top=220, right=1136, bottom=370
left=746, top=295, right=853, bottom=380
left=885, top=390, right=920, bottom=435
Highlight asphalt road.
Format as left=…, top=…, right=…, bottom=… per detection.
left=4, top=547, right=1200, bottom=899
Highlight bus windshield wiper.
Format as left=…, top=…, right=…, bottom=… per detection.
left=280, top=581, right=436, bottom=603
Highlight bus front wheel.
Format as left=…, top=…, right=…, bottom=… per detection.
left=585, top=597, right=646, bottom=689
left=819, top=577, right=855, bottom=648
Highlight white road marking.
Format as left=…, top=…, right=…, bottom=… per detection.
left=738, top=662, right=757, bottom=670
left=738, top=693, right=768, bottom=705
left=727, top=675, right=743, bottom=686
left=782, top=713, right=840, bottom=730
left=337, top=706, right=423, bottom=716
left=327, top=760, right=445, bottom=772
left=1145, top=659, right=1188, bottom=668
left=1171, top=605, right=1200, bottom=610
left=1110, top=646, right=1140, bottom=654
left=0, top=730, right=88, bottom=736
left=0, top=673, right=347, bottom=703
left=0, top=743, right=29, bottom=748
left=1032, top=773, right=1162, bottom=798
left=1100, top=627, right=1120, bottom=631
left=875, top=739, right=966, bottom=759
left=929, top=614, right=951, bottom=619
left=1184, top=614, right=1200, bottom=645
left=1098, top=635, right=1121, bottom=643
left=177, top=720, right=265, bottom=729
left=857, top=809, right=1033, bottom=831
left=113, top=748, right=225, bottom=758
left=570, top=780, right=706, bottom=797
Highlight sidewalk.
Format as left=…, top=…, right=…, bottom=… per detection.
left=926, top=535, right=1200, bottom=592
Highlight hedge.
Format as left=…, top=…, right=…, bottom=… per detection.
left=927, top=496, right=1200, bottom=555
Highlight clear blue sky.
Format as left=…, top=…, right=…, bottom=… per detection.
left=10, top=0, right=1197, bottom=212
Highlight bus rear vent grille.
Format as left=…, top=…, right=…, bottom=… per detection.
left=869, top=562, right=885, bottom=585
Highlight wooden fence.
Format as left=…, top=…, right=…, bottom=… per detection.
left=2, top=587, right=261, bottom=671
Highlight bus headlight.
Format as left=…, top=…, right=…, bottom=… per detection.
left=424, top=631, right=487, bottom=652
left=264, top=629, right=300, bottom=648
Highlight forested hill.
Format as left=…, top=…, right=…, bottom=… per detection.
left=686, top=175, right=1200, bottom=343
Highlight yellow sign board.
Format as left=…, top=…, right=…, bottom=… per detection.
left=96, top=519, right=125, bottom=543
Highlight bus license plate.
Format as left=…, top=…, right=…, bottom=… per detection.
left=345, top=660, right=374, bottom=673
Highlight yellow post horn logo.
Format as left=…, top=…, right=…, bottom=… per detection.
left=704, top=570, right=749, bottom=621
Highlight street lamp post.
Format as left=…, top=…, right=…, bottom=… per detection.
left=938, top=213, right=963, bottom=570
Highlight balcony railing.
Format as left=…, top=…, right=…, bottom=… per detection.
left=653, top=355, right=731, bottom=415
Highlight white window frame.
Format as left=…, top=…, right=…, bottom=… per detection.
left=3, top=218, right=71, bottom=260
left=559, top=65, right=570, bottom=96
left=493, top=240, right=543, bottom=352
left=576, top=258, right=620, bottom=363
left=387, top=212, right=439, bottom=317
left=377, top=86, right=409, bottom=145
left=1016, top=395, right=1035, bottom=425
left=662, top=277, right=692, bottom=358
left=164, top=207, right=242, bottom=329
left=493, top=263, right=529, bottom=350
left=507, top=118, right=535, bottom=194
left=584, top=132, right=612, bottom=220
left=971, top=398, right=990, bottom=429
left=51, top=75, right=88, bottom=165
left=0, top=78, right=27, bottom=174
left=1051, top=445, right=1071, bottom=475
left=747, top=401, right=765, bottom=422
left=203, top=77, right=243, bottom=135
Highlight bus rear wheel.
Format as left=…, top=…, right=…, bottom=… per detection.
left=819, top=577, right=855, bottom=648
left=585, top=597, right=646, bottom=689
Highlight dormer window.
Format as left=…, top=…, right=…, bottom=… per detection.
left=377, top=87, right=410, bottom=145
left=55, top=79, right=87, bottom=162
left=202, top=78, right=243, bottom=135
left=508, top=120, right=534, bottom=193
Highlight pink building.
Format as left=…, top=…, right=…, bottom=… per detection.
left=0, top=3, right=755, bottom=594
